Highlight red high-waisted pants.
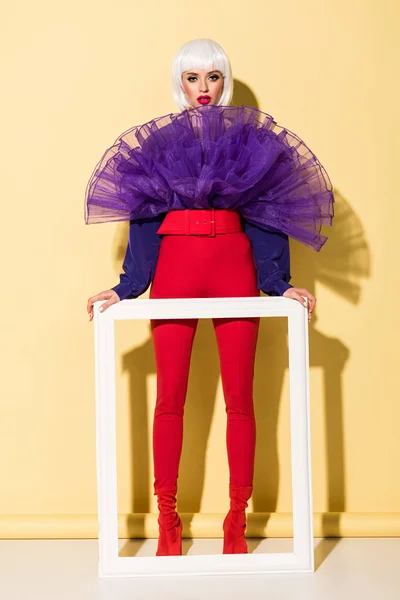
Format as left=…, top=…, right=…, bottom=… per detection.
left=149, top=223, right=260, bottom=491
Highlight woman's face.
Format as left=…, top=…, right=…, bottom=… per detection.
left=181, top=68, right=224, bottom=108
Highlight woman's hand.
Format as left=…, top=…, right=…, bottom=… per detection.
left=283, top=287, right=316, bottom=322
left=87, top=289, right=121, bottom=322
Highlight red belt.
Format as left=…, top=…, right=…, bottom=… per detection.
left=156, top=208, right=243, bottom=237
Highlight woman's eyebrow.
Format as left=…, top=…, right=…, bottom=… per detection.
left=185, top=70, right=221, bottom=75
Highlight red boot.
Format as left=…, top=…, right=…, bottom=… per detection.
left=154, top=485, right=183, bottom=556
left=222, top=483, right=253, bottom=554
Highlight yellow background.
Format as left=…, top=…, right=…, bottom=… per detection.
left=1, top=0, right=399, bottom=538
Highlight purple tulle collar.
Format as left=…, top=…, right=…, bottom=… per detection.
left=84, top=104, right=334, bottom=251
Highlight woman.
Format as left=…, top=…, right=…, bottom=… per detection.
left=86, top=38, right=334, bottom=556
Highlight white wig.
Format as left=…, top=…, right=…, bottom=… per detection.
left=171, top=38, right=233, bottom=111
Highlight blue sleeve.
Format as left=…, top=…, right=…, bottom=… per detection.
left=111, top=214, right=165, bottom=301
left=243, top=219, right=293, bottom=296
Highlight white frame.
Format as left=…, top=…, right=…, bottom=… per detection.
left=93, top=295, right=314, bottom=578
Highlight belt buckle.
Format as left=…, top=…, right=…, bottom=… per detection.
left=186, top=208, right=216, bottom=237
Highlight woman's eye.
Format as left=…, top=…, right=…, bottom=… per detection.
left=187, top=75, right=220, bottom=83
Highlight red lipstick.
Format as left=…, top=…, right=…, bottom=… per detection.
left=197, top=95, right=211, bottom=105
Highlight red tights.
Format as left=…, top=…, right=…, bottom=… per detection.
left=149, top=231, right=260, bottom=491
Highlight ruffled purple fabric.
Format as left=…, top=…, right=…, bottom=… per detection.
left=84, top=104, right=334, bottom=251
